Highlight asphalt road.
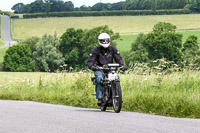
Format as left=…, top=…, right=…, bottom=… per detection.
left=0, top=100, right=200, bottom=133
left=0, top=15, right=16, bottom=49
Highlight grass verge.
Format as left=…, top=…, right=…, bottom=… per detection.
left=0, top=15, right=5, bottom=47
left=0, top=47, right=7, bottom=63
left=0, top=71, right=200, bottom=118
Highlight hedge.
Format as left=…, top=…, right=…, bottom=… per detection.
left=23, top=9, right=191, bottom=18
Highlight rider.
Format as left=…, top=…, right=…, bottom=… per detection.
left=87, top=33, right=125, bottom=104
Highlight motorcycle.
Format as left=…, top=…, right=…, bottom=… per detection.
left=91, top=64, right=123, bottom=113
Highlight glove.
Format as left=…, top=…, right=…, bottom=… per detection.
left=91, top=66, right=97, bottom=71
left=120, top=66, right=126, bottom=71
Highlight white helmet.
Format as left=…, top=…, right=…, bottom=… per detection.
left=98, top=33, right=110, bottom=48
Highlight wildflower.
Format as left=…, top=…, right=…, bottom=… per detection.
left=164, top=61, right=169, bottom=64
left=157, top=73, right=162, bottom=75
left=161, top=65, right=166, bottom=68
left=154, top=66, right=161, bottom=70
left=144, top=78, right=148, bottom=81
left=143, top=73, right=147, bottom=75
left=174, top=64, right=179, bottom=67
left=60, top=65, right=63, bottom=68
left=79, top=71, right=83, bottom=74
left=153, top=60, right=157, bottom=63
left=159, top=59, right=164, bottom=62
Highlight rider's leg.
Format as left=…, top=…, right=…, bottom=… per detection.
left=94, top=71, right=104, bottom=99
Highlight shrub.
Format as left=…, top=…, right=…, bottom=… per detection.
left=33, top=34, right=64, bottom=72
left=182, top=35, right=200, bottom=69
left=23, top=36, right=40, bottom=54
left=124, top=33, right=149, bottom=67
left=3, top=44, right=34, bottom=72
left=144, top=22, right=183, bottom=65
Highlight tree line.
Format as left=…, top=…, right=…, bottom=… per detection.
left=2, top=22, right=200, bottom=72
left=11, top=0, right=200, bottom=14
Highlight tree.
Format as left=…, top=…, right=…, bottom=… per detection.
left=111, top=2, right=124, bottom=10
left=29, top=0, right=46, bottom=13
left=59, top=28, right=84, bottom=69
left=64, top=1, right=74, bottom=11
left=3, top=44, right=34, bottom=72
left=144, top=22, right=183, bottom=64
left=92, top=3, right=112, bottom=11
left=80, top=5, right=91, bottom=11
left=33, top=34, right=64, bottom=72
left=23, top=36, right=40, bottom=54
left=182, top=35, right=200, bottom=68
left=11, top=3, right=24, bottom=14
left=126, top=33, right=149, bottom=66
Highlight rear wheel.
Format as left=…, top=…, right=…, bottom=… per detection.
left=112, top=81, right=122, bottom=113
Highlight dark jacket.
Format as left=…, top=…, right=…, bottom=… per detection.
left=87, top=46, right=124, bottom=69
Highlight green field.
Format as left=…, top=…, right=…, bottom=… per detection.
left=116, top=31, right=200, bottom=51
left=12, top=14, right=200, bottom=39
left=11, top=14, right=200, bottom=52
left=0, top=70, right=200, bottom=118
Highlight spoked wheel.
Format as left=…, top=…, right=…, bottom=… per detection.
left=100, top=104, right=107, bottom=111
left=112, top=81, right=122, bottom=113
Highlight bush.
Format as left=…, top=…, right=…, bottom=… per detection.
left=3, top=44, right=34, bottom=72
left=23, top=36, right=40, bottom=54
left=33, top=34, right=64, bottom=72
left=182, top=35, right=200, bottom=69
left=144, top=22, right=183, bottom=65
left=124, top=33, right=149, bottom=67
left=127, top=22, right=183, bottom=67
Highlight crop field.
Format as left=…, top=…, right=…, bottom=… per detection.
left=0, top=70, right=200, bottom=118
left=12, top=14, right=200, bottom=38
left=11, top=14, right=200, bottom=52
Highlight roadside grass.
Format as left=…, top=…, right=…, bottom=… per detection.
left=0, top=71, right=200, bottom=118
left=0, top=15, right=4, bottom=47
left=0, top=40, right=4, bottom=47
left=0, top=47, right=7, bottom=63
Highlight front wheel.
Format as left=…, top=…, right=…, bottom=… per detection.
left=112, top=81, right=122, bottom=113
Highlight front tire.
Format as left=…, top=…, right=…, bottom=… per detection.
left=112, top=81, right=122, bottom=113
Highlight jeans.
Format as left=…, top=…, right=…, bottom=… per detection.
left=94, top=71, right=104, bottom=99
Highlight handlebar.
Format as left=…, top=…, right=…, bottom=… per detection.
left=95, top=64, right=124, bottom=71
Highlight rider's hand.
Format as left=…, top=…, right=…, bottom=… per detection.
left=91, top=66, right=97, bottom=71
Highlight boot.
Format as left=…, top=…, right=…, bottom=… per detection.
left=97, top=99, right=102, bottom=106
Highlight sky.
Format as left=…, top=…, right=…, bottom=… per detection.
left=0, top=0, right=125, bottom=11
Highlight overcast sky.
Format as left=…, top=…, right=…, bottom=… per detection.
left=0, top=0, right=125, bottom=11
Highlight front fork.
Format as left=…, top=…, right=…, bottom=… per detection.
left=112, top=80, right=120, bottom=98
left=103, top=84, right=110, bottom=102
